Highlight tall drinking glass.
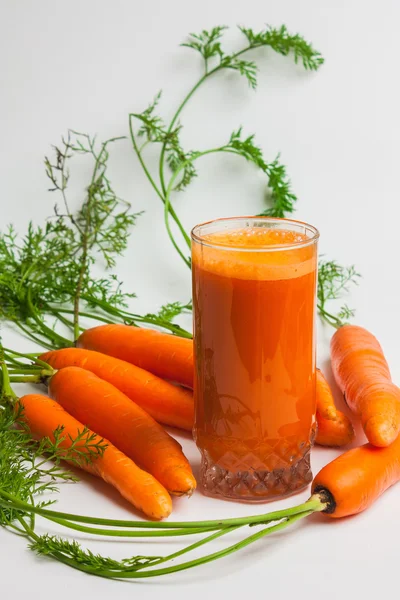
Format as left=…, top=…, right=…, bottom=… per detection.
left=191, top=217, right=319, bottom=501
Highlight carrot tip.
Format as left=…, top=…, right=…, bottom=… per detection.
left=364, top=416, right=399, bottom=448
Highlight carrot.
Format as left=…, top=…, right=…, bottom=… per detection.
left=330, top=324, right=400, bottom=447
left=47, top=366, right=196, bottom=496
left=315, top=368, right=355, bottom=447
left=40, top=348, right=194, bottom=432
left=18, top=393, right=172, bottom=519
left=77, top=324, right=194, bottom=388
left=312, top=432, right=400, bottom=518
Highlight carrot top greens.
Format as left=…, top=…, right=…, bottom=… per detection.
left=317, top=260, right=360, bottom=329
left=0, top=131, right=192, bottom=348
left=0, top=355, right=326, bottom=577
left=0, top=23, right=362, bottom=577
left=130, top=24, right=323, bottom=267
left=0, top=349, right=108, bottom=529
left=0, top=24, right=356, bottom=350
left=0, top=344, right=327, bottom=579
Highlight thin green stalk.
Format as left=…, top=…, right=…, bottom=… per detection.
left=7, top=367, right=45, bottom=374
left=129, top=122, right=192, bottom=247
left=44, top=305, right=75, bottom=331
left=0, top=352, right=17, bottom=399
left=9, top=376, right=46, bottom=383
left=116, top=512, right=311, bottom=579
left=8, top=367, right=53, bottom=381
left=158, top=74, right=208, bottom=196
left=162, top=145, right=238, bottom=264
left=37, top=512, right=310, bottom=579
left=43, top=515, right=226, bottom=538
left=129, top=115, right=165, bottom=203
left=157, top=45, right=253, bottom=194
left=26, top=291, right=71, bottom=348
left=55, top=298, right=193, bottom=338
left=136, top=525, right=241, bottom=571
left=49, top=306, right=116, bottom=326
left=157, top=42, right=256, bottom=242
left=0, top=489, right=325, bottom=530
left=317, top=305, right=342, bottom=329
left=14, top=322, right=54, bottom=350
left=3, top=349, right=41, bottom=358
left=163, top=210, right=191, bottom=268
left=3, top=348, right=51, bottom=369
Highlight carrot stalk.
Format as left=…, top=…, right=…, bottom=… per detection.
left=18, top=393, right=172, bottom=520
left=331, top=324, right=400, bottom=447
left=39, top=348, right=194, bottom=431
left=47, top=366, right=196, bottom=496
left=315, top=368, right=355, bottom=447
left=77, top=324, right=194, bottom=388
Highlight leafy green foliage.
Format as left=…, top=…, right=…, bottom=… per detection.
left=46, top=131, right=140, bottom=270
left=0, top=396, right=107, bottom=527
left=181, top=26, right=228, bottom=61
left=182, top=24, right=323, bottom=86
left=225, top=128, right=297, bottom=217
left=149, top=300, right=193, bottom=323
left=142, top=301, right=193, bottom=337
left=30, top=535, right=162, bottom=572
left=130, top=24, right=324, bottom=266
left=318, top=259, right=360, bottom=327
left=239, top=24, right=324, bottom=70
left=0, top=131, right=142, bottom=346
left=132, top=94, right=198, bottom=191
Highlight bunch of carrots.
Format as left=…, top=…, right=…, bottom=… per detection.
left=6, top=319, right=400, bottom=523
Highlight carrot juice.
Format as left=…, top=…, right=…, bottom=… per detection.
left=191, top=217, right=319, bottom=501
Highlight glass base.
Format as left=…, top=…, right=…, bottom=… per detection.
left=199, top=450, right=312, bottom=502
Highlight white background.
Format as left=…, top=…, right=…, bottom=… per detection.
left=1, top=0, right=400, bottom=598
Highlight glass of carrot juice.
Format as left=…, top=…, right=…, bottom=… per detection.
left=191, top=216, right=319, bottom=501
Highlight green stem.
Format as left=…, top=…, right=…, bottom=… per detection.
left=117, top=512, right=311, bottom=579
left=157, top=43, right=256, bottom=255
left=157, top=45, right=253, bottom=194
left=3, top=348, right=51, bottom=369
left=0, top=351, right=17, bottom=399
left=36, top=513, right=311, bottom=579
left=0, top=489, right=324, bottom=529
left=128, top=116, right=193, bottom=248
left=54, top=299, right=193, bottom=338
left=14, top=321, right=54, bottom=350
left=10, top=376, right=47, bottom=383
left=317, top=304, right=343, bottom=330
left=163, top=146, right=232, bottom=266
left=26, top=290, right=71, bottom=348
left=44, top=305, right=75, bottom=331
left=129, top=115, right=165, bottom=203
left=44, top=515, right=226, bottom=538
left=135, top=525, right=240, bottom=571
left=159, top=74, right=208, bottom=196
left=49, top=306, right=115, bottom=326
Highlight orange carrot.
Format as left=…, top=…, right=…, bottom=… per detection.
left=331, top=324, right=400, bottom=447
left=18, top=393, right=172, bottom=519
left=47, top=366, right=196, bottom=496
left=315, top=369, right=355, bottom=447
left=312, top=433, right=400, bottom=518
left=77, top=324, right=194, bottom=388
left=40, top=348, right=194, bottom=431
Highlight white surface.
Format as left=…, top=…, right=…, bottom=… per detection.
left=1, top=0, right=400, bottom=598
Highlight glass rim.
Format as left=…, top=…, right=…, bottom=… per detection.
left=191, top=216, right=320, bottom=252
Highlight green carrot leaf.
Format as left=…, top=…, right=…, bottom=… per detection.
left=238, top=24, right=324, bottom=71
left=317, top=259, right=361, bottom=328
